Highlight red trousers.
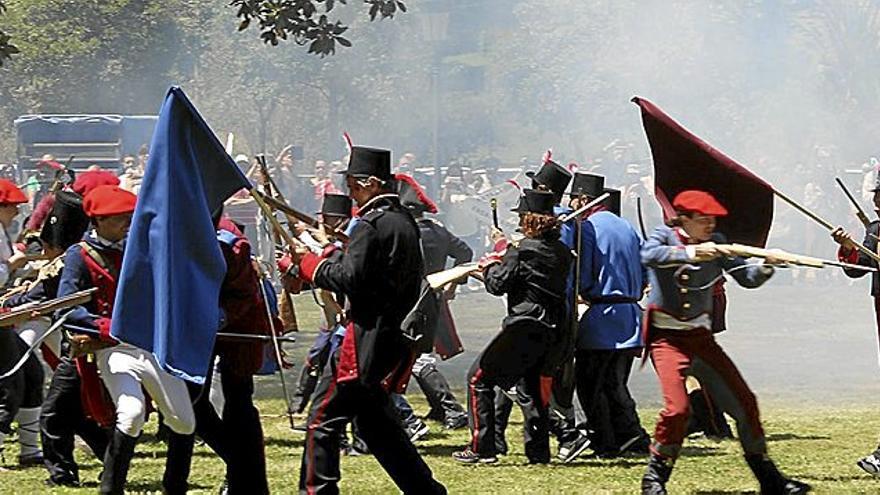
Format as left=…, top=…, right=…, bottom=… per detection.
left=649, top=328, right=766, bottom=460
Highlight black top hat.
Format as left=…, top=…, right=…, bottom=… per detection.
left=40, top=190, right=89, bottom=250
left=569, top=173, right=605, bottom=198
left=320, top=193, right=352, bottom=219
left=526, top=160, right=572, bottom=203
left=512, top=189, right=557, bottom=216
left=337, top=146, right=392, bottom=181
left=603, top=187, right=622, bottom=216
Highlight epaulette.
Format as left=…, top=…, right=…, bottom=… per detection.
left=424, top=217, right=444, bottom=228
left=37, top=255, right=65, bottom=280
left=361, top=206, right=388, bottom=224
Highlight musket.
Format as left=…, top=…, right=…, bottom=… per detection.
left=705, top=243, right=877, bottom=272
left=835, top=177, right=872, bottom=228
left=258, top=193, right=350, bottom=244
left=427, top=193, right=613, bottom=290
left=251, top=155, right=303, bottom=330
left=772, top=188, right=880, bottom=264
left=0, top=288, right=97, bottom=327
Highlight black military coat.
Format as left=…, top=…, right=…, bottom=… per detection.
left=479, top=234, right=572, bottom=384
left=313, top=193, right=424, bottom=390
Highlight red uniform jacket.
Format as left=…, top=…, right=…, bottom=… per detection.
left=216, top=227, right=276, bottom=376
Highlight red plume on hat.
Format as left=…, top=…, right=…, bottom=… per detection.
left=395, top=173, right=438, bottom=214
left=26, top=193, right=56, bottom=231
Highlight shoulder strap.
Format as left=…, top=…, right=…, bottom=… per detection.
left=78, top=241, right=117, bottom=279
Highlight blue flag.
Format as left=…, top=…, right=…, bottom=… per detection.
left=111, top=86, right=251, bottom=384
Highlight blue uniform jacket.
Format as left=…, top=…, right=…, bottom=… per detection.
left=641, top=224, right=772, bottom=325
left=562, top=211, right=645, bottom=350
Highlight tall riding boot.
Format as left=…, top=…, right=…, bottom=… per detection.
left=162, top=432, right=195, bottom=495
left=415, top=364, right=467, bottom=428
left=745, top=454, right=811, bottom=494
left=100, top=430, right=138, bottom=495
left=641, top=454, right=673, bottom=495
left=292, top=364, right=318, bottom=414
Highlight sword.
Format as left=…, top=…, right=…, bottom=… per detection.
left=257, top=277, right=296, bottom=430
left=490, top=197, right=500, bottom=231
left=835, top=177, right=872, bottom=228
left=217, top=332, right=296, bottom=343
left=559, top=192, right=611, bottom=223
left=0, top=311, right=72, bottom=380
left=636, top=196, right=648, bottom=239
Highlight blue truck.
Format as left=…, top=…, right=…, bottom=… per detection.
left=14, top=114, right=157, bottom=176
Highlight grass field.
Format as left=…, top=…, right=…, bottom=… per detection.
left=2, top=399, right=880, bottom=494
left=4, top=284, right=880, bottom=493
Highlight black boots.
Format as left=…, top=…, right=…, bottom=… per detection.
left=641, top=454, right=673, bottom=495
left=162, top=432, right=195, bottom=495
left=745, top=454, right=812, bottom=494
left=100, top=430, right=138, bottom=495
left=415, top=364, right=467, bottom=428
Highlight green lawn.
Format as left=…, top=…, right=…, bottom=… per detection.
left=2, top=400, right=880, bottom=494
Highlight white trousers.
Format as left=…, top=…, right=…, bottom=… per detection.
left=96, top=344, right=195, bottom=437
left=16, top=317, right=62, bottom=361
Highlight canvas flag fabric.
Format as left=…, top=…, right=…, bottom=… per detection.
left=111, top=86, right=251, bottom=384
left=632, top=96, right=774, bottom=247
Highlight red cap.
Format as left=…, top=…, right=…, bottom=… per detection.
left=83, top=185, right=136, bottom=217
left=672, top=190, right=728, bottom=216
left=72, top=170, right=121, bottom=196
left=0, top=179, right=28, bottom=205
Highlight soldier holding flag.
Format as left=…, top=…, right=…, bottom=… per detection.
left=639, top=190, right=810, bottom=495
left=57, top=185, right=196, bottom=495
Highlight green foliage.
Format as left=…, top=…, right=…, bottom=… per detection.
left=0, top=0, right=18, bottom=67
left=230, top=0, right=407, bottom=57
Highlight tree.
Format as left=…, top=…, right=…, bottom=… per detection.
left=0, top=1, right=18, bottom=66
left=230, top=0, right=407, bottom=57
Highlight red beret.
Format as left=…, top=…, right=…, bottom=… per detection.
left=83, top=185, right=136, bottom=217
left=72, top=170, right=121, bottom=196
left=0, top=179, right=27, bottom=205
left=672, top=190, right=728, bottom=217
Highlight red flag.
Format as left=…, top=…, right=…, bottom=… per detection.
left=632, top=97, right=774, bottom=247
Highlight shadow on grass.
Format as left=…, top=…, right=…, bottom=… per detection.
left=765, top=432, right=830, bottom=442
left=420, top=444, right=465, bottom=457
left=565, top=457, right=646, bottom=468
left=131, top=450, right=219, bottom=460
left=123, top=480, right=213, bottom=491
left=677, top=445, right=724, bottom=457
left=264, top=436, right=303, bottom=449
left=803, top=474, right=867, bottom=482
left=692, top=491, right=758, bottom=494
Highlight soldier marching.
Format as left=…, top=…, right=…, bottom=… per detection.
left=7, top=104, right=880, bottom=495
